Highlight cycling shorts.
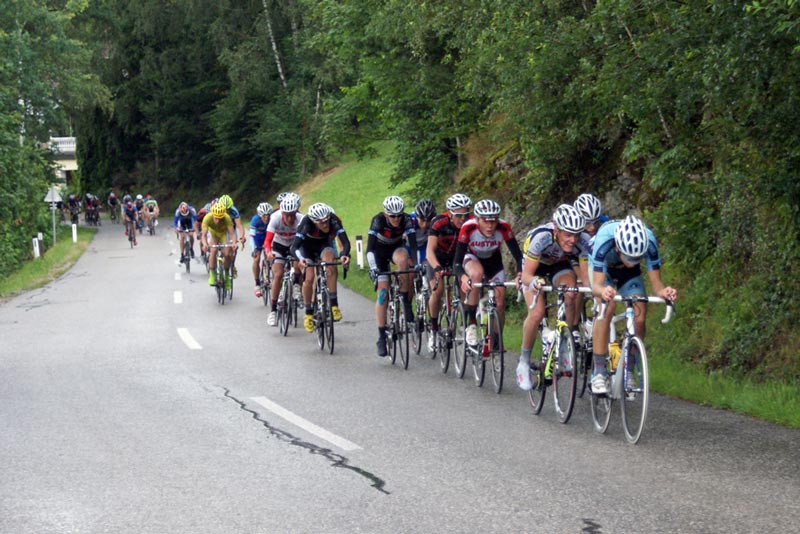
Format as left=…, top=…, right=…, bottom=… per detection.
left=463, top=253, right=504, bottom=282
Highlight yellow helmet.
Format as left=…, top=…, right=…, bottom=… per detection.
left=219, top=194, right=233, bottom=209
left=211, top=203, right=226, bottom=218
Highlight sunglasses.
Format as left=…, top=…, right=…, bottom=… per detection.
left=388, top=214, right=402, bottom=219
left=620, top=253, right=643, bottom=264
left=481, top=217, right=498, bottom=223
left=450, top=212, right=468, bottom=218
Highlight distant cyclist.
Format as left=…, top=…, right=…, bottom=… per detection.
left=291, top=203, right=351, bottom=332
left=143, top=195, right=160, bottom=229
left=411, top=198, right=436, bottom=265
left=201, top=203, right=236, bottom=290
left=218, top=194, right=246, bottom=246
left=249, top=202, right=272, bottom=299
left=122, top=201, right=139, bottom=246
left=134, top=195, right=145, bottom=231
left=265, top=193, right=303, bottom=325
left=574, top=193, right=609, bottom=240
left=173, top=202, right=197, bottom=259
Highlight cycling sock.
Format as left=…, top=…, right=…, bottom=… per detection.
left=306, top=305, right=314, bottom=315
left=464, top=305, right=477, bottom=324
left=593, top=353, right=608, bottom=375
left=378, top=327, right=386, bottom=339
left=271, top=300, right=277, bottom=311
left=430, top=316, right=439, bottom=331
left=330, top=293, right=338, bottom=306
left=520, top=348, right=532, bottom=365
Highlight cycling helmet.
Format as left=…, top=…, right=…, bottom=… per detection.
left=179, top=202, right=189, bottom=214
left=219, top=194, right=233, bottom=209
left=614, top=215, right=649, bottom=259
left=280, top=194, right=300, bottom=213
left=445, top=193, right=472, bottom=211
left=307, top=202, right=331, bottom=222
left=211, top=203, right=226, bottom=218
left=257, top=202, right=272, bottom=216
left=575, top=193, right=602, bottom=222
left=415, top=199, right=436, bottom=221
left=474, top=199, right=501, bottom=217
left=136, top=194, right=143, bottom=200
left=276, top=192, right=288, bottom=203
left=322, top=203, right=336, bottom=214
left=552, top=204, right=585, bottom=233
left=383, top=195, right=405, bottom=215
left=109, top=192, right=116, bottom=198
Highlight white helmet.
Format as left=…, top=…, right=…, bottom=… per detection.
left=553, top=204, right=585, bottom=233
left=383, top=195, right=405, bottom=215
left=575, top=193, right=602, bottom=222
left=614, top=215, right=649, bottom=258
left=257, top=202, right=272, bottom=216
left=280, top=193, right=300, bottom=213
left=136, top=194, right=143, bottom=200
left=276, top=192, right=288, bottom=203
left=474, top=199, right=501, bottom=217
left=446, top=193, right=472, bottom=211
left=307, top=202, right=332, bottom=222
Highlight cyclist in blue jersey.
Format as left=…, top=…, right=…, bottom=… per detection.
left=589, top=215, right=677, bottom=394
left=173, top=202, right=197, bottom=258
left=410, top=199, right=436, bottom=265
left=250, top=202, right=273, bottom=298
left=122, top=201, right=139, bottom=246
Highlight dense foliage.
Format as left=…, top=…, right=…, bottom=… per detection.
left=4, top=0, right=799, bottom=380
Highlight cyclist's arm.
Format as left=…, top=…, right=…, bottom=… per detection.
left=521, top=256, right=540, bottom=289
left=646, top=269, right=677, bottom=301
left=453, top=241, right=468, bottom=280
left=235, top=217, right=246, bottom=242
left=336, top=230, right=351, bottom=257
left=366, top=233, right=378, bottom=271
left=426, top=236, right=441, bottom=271
left=505, top=236, right=523, bottom=272
left=405, top=229, right=418, bottom=266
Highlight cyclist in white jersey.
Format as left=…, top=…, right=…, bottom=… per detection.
left=265, top=193, right=303, bottom=326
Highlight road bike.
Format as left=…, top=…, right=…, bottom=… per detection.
left=178, top=229, right=192, bottom=273
left=459, top=281, right=518, bottom=393
left=575, top=295, right=596, bottom=399
left=379, top=268, right=418, bottom=369
left=209, top=243, right=237, bottom=305
left=258, top=250, right=273, bottom=307
left=528, top=285, right=592, bottom=423
left=126, top=219, right=136, bottom=248
left=428, top=271, right=464, bottom=374
left=410, top=270, right=433, bottom=358
left=307, top=260, right=343, bottom=354
left=109, top=204, right=119, bottom=224
left=69, top=204, right=80, bottom=226
left=147, top=212, right=157, bottom=236
left=276, top=257, right=300, bottom=336
left=590, top=295, right=674, bottom=444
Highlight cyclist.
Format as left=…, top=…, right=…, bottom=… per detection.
left=107, top=192, right=119, bottom=221
left=367, top=196, right=418, bottom=357
left=453, top=199, right=523, bottom=349
left=291, top=203, right=351, bottom=332
left=218, top=194, right=246, bottom=246
left=515, top=204, right=589, bottom=390
left=134, top=195, right=145, bottom=232
left=589, top=215, right=677, bottom=394
left=574, top=192, right=609, bottom=240
left=250, top=202, right=273, bottom=299
left=425, top=193, right=472, bottom=352
left=122, top=200, right=139, bottom=246
left=195, top=199, right=214, bottom=236
left=201, top=203, right=236, bottom=290
left=173, top=202, right=197, bottom=259
left=411, top=199, right=436, bottom=265
left=143, top=195, right=160, bottom=229
left=265, top=193, right=303, bottom=325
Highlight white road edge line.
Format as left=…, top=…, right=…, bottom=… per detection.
left=177, top=328, right=202, bottom=350
left=174, top=291, right=183, bottom=304
left=250, top=396, right=362, bottom=452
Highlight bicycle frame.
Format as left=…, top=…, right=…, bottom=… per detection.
left=378, top=268, right=418, bottom=369
left=276, top=257, right=298, bottom=335
left=307, top=260, right=342, bottom=354
left=209, top=243, right=236, bottom=304
left=469, top=281, right=518, bottom=393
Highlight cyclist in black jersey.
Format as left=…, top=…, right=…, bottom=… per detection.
left=367, top=196, right=418, bottom=357
left=291, top=203, right=351, bottom=332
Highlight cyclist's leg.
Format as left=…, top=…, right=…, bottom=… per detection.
left=427, top=264, right=444, bottom=330
left=320, top=247, right=341, bottom=317
left=271, top=256, right=286, bottom=303
left=617, top=275, right=647, bottom=338
left=392, top=247, right=414, bottom=321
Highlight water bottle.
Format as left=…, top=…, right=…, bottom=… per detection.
left=609, top=342, right=621, bottom=370
left=541, top=325, right=555, bottom=356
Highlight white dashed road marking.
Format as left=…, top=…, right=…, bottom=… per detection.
left=175, top=273, right=181, bottom=281
left=174, top=291, right=183, bottom=304
left=177, top=328, right=202, bottom=350
left=250, top=396, right=362, bottom=452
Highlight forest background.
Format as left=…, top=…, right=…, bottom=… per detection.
left=2, top=0, right=798, bottom=388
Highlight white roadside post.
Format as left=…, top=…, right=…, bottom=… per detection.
left=355, top=235, right=364, bottom=269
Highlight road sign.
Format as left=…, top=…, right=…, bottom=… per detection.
left=43, top=186, right=62, bottom=203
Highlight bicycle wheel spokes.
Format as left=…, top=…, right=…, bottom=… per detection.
left=387, top=302, right=398, bottom=365
left=590, top=392, right=613, bottom=434
left=528, top=364, right=547, bottom=415
left=278, top=282, right=290, bottom=336
left=410, top=293, right=423, bottom=356
left=621, top=337, right=649, bottom=444
left=471, top=320, right=485, bottom=387
left=399, top=312, right=409, bottom=369
left=438, top=313, right=450, bottom=374
left=325, top=299, right=335, bottom=355
left=553, top=329, right=577, bottom=424
left=452, top=305, right=467, bottom=379
left=489, top=311, right=504, bottom=394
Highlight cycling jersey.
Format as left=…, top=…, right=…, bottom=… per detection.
left=453, top=218, right=523, bottom=280
left=291, top=215, right=350, bottom=261
left=428, top=212, right=471, bottom=267
left=265, top=210, right=303, bottom=249
left=107, top=195, right=118, bottom=206
left=523, top=222, right=589, bottom=266
left=591, top=220, right=661, bottom=286
left=135, top=199, right=145, bottom=212
left=409, top=212, right=429, bottom=263
left=144, top=199, right=158, bottom=212
left=226, top=205, right=241, bottom=220
left=202, top=213, right=234, bottom=240
left=173, top=206, right=196, bottom=230
left=366, top=212, right=418, bottom=271
left=249, top=213, right=269, bottom=251
left=123, top=204, right=138, bottom=220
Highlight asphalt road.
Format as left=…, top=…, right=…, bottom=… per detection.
left=1, top=224, right=798, bottom=533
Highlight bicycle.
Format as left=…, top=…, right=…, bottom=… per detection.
left=147, top=213, right=157, bottom=236
left=258, top=250, right=273, bottom=307
left=276, top=257, right=299, bottom=336
left=410, top=270, right=434, bottom=358
left=69, top=204, right=80, bottom=226
left=430, top=272, right=464, bottom=375
left=590, top=295, right=674, bottom=444
left=109, top=204, right=119, bottom=224
left=178, top=229, right=192, bottom=273
left=378, top=268, right=418, bottom=369
left=307, top=260, right=344, bottom=354
left=457, top=281, right=518, bottom=393
left=126, top=218, right=136, bottom=248
left=575, top=295, right=596, bottom=399
left=528, top=284, right=592, bottom=423
left=209, top=243, right=237, bottom=305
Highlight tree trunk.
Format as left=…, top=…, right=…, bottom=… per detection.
left=261, top=0, right=287, bottom=91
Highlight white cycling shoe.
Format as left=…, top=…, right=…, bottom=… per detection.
left=516, top=361, right=533, bottom=391
left=267, top=311, right=277, bottom=326
left=591, top=373, right=609, bottom=395
left=465, top=325, right=478, bottom=346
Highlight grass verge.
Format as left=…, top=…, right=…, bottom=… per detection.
left=0, top=225, right=96, bottom=300
left=297, top=142, right=800, bottom=429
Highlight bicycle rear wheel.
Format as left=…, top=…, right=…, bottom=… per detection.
left=488, top=311, right=504, bottom=394
left=260, top=260, right=270, bottom=306
left=452, top=304, right=467, bottom=379
left=471, top=320, right=486, bottom=387
left=438, top=313, right=450, bottom=374
left=553, top=329, right=577, bottom=424
left=398, top=310, right=410, bottom=369
left=325, top=295, right=335, bottom=355
left=387, top=302, right=398, bottom=365
left=278, top=281, right=290, bottom=336
left=621, top=337, right=649, bottom=444
left=528, top=362, right=547, bottom=415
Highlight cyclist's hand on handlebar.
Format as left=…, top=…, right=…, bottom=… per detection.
left=340, top=255, right=350, bottom=266
left=659, top=286, right=677, bottom=302
left=460, top=276, right=472, bottom=294
left=368, top=268, right=379, bottom=283
left=528, top=276, right=545, bottom=292
left=601, top=285, right=616, bottom=302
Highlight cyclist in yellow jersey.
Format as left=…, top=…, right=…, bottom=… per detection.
left=201, top=203, right=236, bottom=289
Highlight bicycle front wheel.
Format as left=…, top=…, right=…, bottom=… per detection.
left=278, top=282, right=290, bottom=336
left=488, top=311, right=504, bottom=394
left=528, top=358, right=547, bottom=415
left=621, top=336, right=649, bottom=444
left=387, top=302, right=398, bottom=365
left=410, top=293, right=423, bottom=356
left=552, top=329, right=577, bottom=424
left=316, top=295, right=326, bottom=351
left=471, top=320, right=486, bottom=387
left=325, top=297, right=335, bottom=355
left=452, top=304, right=467, bottom=379
left=398, top=311, right=409, bottom=369
left=438, top=313, right=450, bottom=374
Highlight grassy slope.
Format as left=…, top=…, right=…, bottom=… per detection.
left=296, top=143, right=800, bottom=429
